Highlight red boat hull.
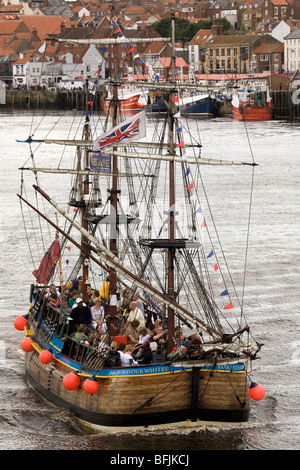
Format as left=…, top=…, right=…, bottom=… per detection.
left=106, top=93, right=143, bottom=112
left=232, top=102, right=273, bottom=121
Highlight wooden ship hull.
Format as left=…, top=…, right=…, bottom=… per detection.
left=19, top=286, right=251, bottom=431
left=24, top=344, right=250, bottom=430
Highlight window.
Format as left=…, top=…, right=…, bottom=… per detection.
left=260, top=54, right=268, bottom=61
left=227, top=48, right=231, bottom=56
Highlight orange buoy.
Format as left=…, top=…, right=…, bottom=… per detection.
left=14, top=315, right=27, bottom=331
left=21, top=337, right=34, bottom=352
left=39, top=349, right=54, bottom=365
left=249, top=382, right=265, bottom=401
left=83, top=376, right=99, bottom=394
left=63, top=372, right=81, bottom=390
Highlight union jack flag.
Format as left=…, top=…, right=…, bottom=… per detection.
left=93, top=110, right=146, bottom=151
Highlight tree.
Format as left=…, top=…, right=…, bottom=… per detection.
left=152, top=17, right=233, bottom=42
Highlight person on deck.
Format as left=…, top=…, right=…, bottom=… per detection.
left=46, top=284, right=61, bottom=299
left=70, top=298, right=92, bottom=332
left=90, top=297, right=105, bottom=329
left=124, top=319, right=140, bottom=347
left=118, top=344, right=137, bottom=366
left=125, top=301, right=145, bottom=327
left=64, top=276, right=83, bottom=294
left=99, top=276, right=110, bottom=307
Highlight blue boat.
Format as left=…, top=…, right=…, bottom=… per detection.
left=179, top=93, right=217, bottom=117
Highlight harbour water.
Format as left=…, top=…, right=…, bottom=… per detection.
left=0, top=110, right=299, bottom=452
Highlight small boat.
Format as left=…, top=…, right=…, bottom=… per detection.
left=179, top=92, right=217, bottom=117
left=231, top=86, right=273, bottom=121
left=105, top=85, right=147, bottom=113
left=15, top=17, right=265, bottom=433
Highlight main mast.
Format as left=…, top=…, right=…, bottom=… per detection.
left=81, top=79, right=91, bottom=303
left=167, top=13, right=177, bottom=351
left=107, top=6, right=120, bottom=333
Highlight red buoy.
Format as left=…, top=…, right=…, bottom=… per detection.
left=63, top=372, right=81, bottom=390
left=21, top=337, right=34, bottom=352
left=83, top=376, right=99, bottom=395
left=249, top=382, right=265, bottom=401
left=14, top=316, right=27, bottom=331
left=39, top=349, right=54, bottom=364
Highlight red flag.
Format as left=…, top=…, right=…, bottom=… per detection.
left=176, top=141, right=184, bottom=147
left=171, top=96, right=179, bottom=103
left=214, top=263, right=219, bottom=271
left=65, top=246, right=71, bottom=251
left=32, top=232, right=60, bottom=285
left=200, top=220, right=206, bottom=229
left=114, top=28, right=121, bottom=33
left=128, top=47, right=135, bottom=53
left=187, top=182, right=194, bottom=190
left=224, top=302, right=233, bottom=310
left=87, top=101, right=94, bottom=105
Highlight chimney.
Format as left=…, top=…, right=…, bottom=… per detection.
left=211, top=22, right=223, bottom=36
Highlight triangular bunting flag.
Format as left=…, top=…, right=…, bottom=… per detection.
left=174, top=112, right=181, bottom=118
left=128, top=47, right=135, bottom=53
left=200, top=220, right=206, bottom=229
left=65, top=246, right=71, bottom=251
left=207, top=249, right=213, bottom=258
left=185, top=167, right=190, bottom=176
left=214, top=263, right=219, bottom=271
left=114, top=28, right=121, bottom=33
left=176, top=126, right=182, bottom=133
left=171, top=96, right=179, bottom=103
left=176, top=141, right=184, bottom=148
left=221, top=289, right=228, bottom=296
left=187, top=182, right=194, bottom=190
left=224, top=302, right=233, bottom=310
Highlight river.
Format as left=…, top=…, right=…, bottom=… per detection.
left=0, top=110, right=299, bottom=452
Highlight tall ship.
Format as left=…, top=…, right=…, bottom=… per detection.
left=15, top=16, right=265, bottom=432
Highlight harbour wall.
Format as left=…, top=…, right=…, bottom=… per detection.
left=1, top=89, right=300, bottom=120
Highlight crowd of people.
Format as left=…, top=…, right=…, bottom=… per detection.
left=43, top=277, right=202, bottom=367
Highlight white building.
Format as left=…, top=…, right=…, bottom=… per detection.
left=12, top=44, right=105, bottom=88
left=284, top=29, right=300, bottom=72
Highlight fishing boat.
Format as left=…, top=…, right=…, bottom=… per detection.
left=105, top=83, right=148, bottom=113
left=231, top=86, right=273, bottom=121
left=15, top=16, right=265, bottom=433
left=179, top=92, right=217, bottom=117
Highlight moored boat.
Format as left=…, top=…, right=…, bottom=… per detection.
left=179, top=92, right=216, bottom=117
left=231, top=87, right=273, bottom=121
left=15, top=15, right=265, bottom=432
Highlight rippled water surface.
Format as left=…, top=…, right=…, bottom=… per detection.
left=0, top=110, right=299, bottom=451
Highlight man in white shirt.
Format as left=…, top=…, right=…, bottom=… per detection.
left=126, top=301, right=145, bottom=327
left=118, top=345, right=137, bottom=366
